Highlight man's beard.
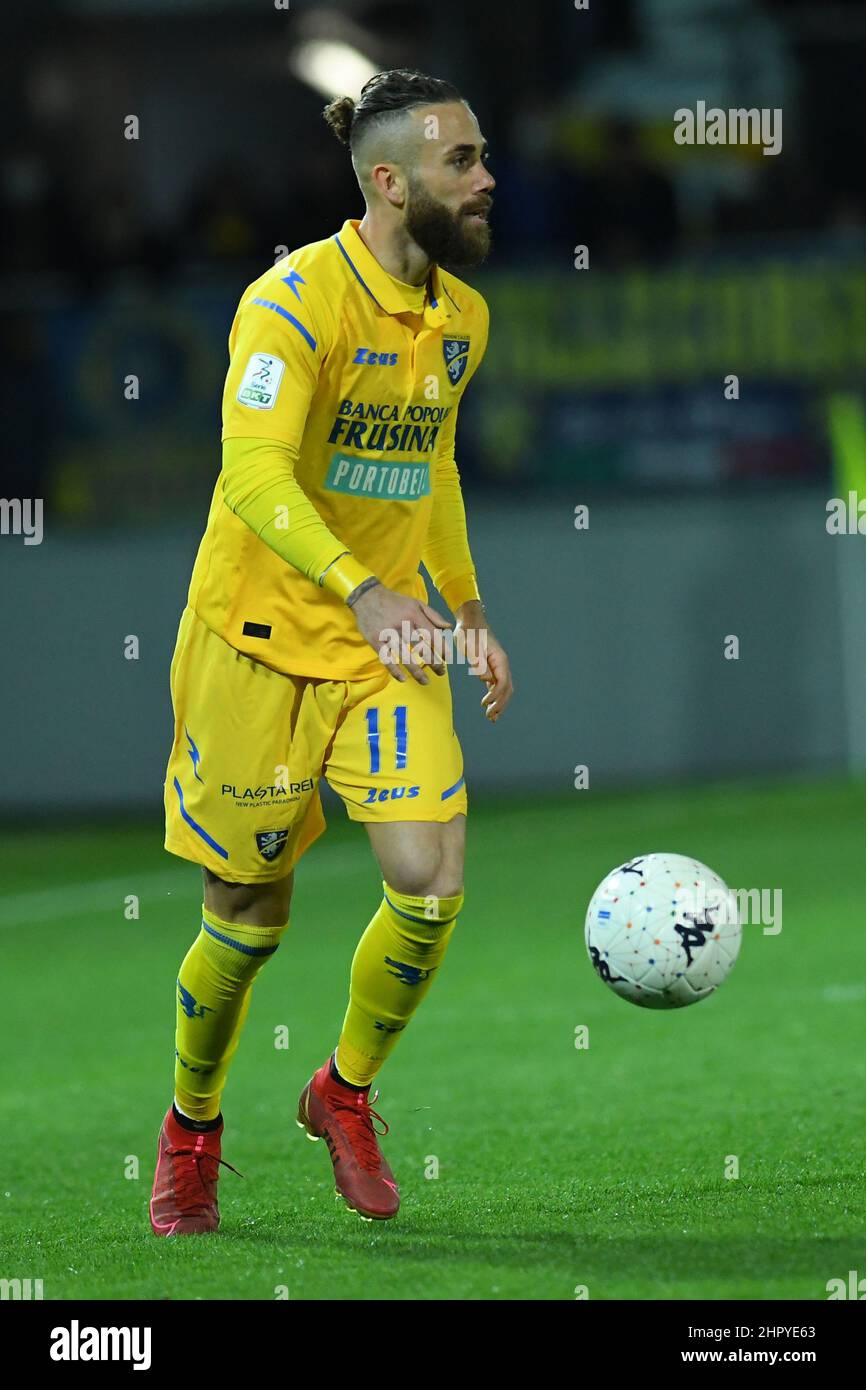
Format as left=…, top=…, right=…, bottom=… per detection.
left=404, top=179, right=492, bottom=270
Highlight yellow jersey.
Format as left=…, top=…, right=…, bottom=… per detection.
left=186, top=217, right=489, bottom=680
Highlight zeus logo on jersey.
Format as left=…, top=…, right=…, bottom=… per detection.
left=363, top=785, right=420, bottom=803
left=237, top=353, right=286, bottom=410
left=353, top=347, right=398, bottom=365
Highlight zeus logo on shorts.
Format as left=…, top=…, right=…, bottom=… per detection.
left=237, top=353, right=286, bottom=409
left=363, top=786, right=420, bottom=803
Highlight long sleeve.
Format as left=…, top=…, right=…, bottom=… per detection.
left=218, top=272, right=373, bottom=601
left=421, top=436, right=481, bottom=612
left=421, top=292, right=488, bottom=612
left=221, top=436, right=375, bottom=600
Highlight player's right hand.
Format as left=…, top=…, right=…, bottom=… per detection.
left=349, top=583, right=452, bottom=684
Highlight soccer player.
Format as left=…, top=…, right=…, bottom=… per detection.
left=150, top=68, right=512, bottom=1233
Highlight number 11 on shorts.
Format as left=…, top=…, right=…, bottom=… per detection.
left=365, top=706, right=408, bottom=774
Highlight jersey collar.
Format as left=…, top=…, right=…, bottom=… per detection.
left=334, top=219, right=454, bottom=327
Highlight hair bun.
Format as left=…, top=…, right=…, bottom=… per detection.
left=322, top=95, right=356, bottom=146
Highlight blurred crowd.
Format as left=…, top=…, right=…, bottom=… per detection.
left=5, top=67, right=866, bottom=295
left=4, top=105, right=866, bottom=293
left=2, top=0, right=864, bottom=520
left=4, top=0, right=866, bottom=293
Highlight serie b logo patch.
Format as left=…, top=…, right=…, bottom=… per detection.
left=443, top=336, right=470, bottom=386
left=237, top=353, right=286, bottom=410
left=255, top=829, right=289, bottom=861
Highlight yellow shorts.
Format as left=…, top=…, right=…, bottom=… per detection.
left=163, top=606, right=467, bottom=882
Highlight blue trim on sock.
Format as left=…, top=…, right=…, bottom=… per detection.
left=202, top=920, right=279, bottom=956
left=383, top=892, right=460, bottom=927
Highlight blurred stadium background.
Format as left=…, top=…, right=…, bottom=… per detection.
left=1, top=0, right=865, bottom=1304
left=2, top=0, right=866, bottom=811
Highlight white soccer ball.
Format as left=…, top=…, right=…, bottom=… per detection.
left=584, top=853, right=741, bottom=1009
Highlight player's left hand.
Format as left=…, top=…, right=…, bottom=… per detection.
left=453, top=601, right=513, bottom=723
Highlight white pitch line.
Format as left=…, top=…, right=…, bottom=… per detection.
left=822, top=983, right=866, bottom=1003
left=0, top=845, right=370, bottom=927
left=0, top=871, right=190, bottom=926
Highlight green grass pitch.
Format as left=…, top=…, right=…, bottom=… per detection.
left=0, top=774, right=863, bottom=1301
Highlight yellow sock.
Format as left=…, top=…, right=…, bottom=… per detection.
left=336, top=881, right=464, bottom=1087
left=174, top=904, right=288, bottom=1121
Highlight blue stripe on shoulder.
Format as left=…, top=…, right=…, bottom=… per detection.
left=249, top=296, right=316, bottom=351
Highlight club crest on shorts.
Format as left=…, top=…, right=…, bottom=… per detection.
left=255, top=829, right=289, bottom=861
left=443, top=336, right=470, bottom=386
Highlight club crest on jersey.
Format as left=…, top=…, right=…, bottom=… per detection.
left=443, top=336, right=470, bottom=386
left=255, top=829, right=289, bottom=861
